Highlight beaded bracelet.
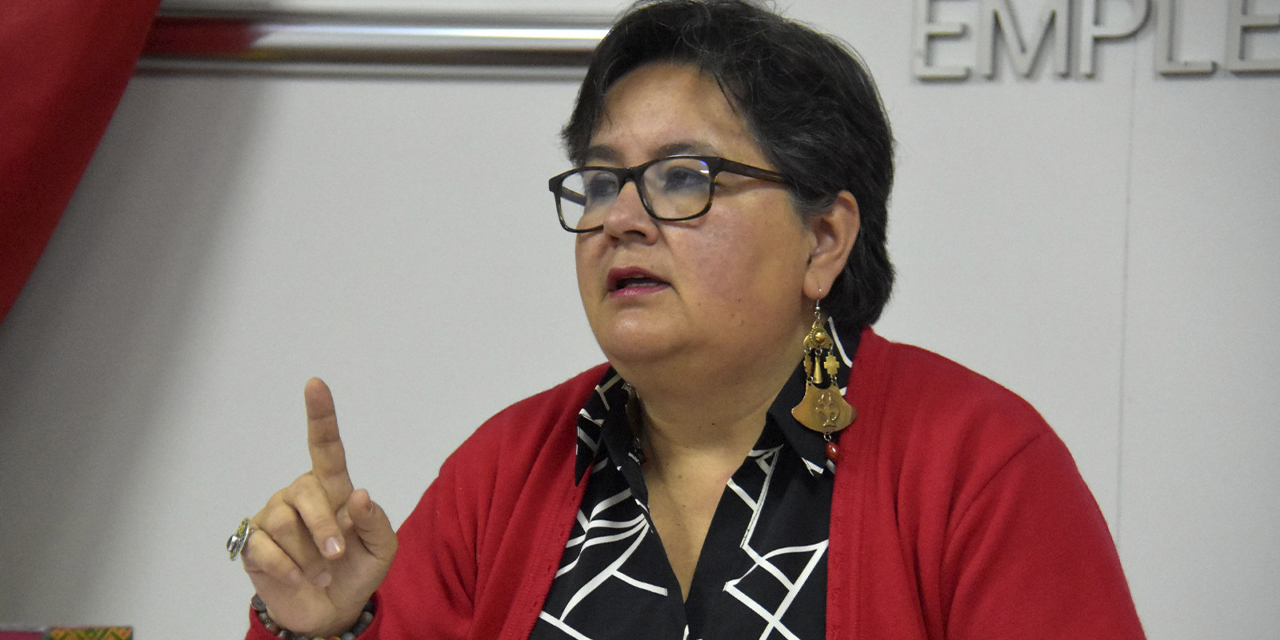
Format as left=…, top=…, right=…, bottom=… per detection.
left=251, top=594, right=375, bottom=640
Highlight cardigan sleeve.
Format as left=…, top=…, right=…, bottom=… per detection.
left=372, top=446, right=482, bottom=639
left=939, top=430, right=1145, bottom=639
left=838, top=332, right=1146, bottom=640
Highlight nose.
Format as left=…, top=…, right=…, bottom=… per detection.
left=599, top=179, right=659, bottom=242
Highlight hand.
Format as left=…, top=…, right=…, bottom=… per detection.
left=241, top=378, right=398, bottom=637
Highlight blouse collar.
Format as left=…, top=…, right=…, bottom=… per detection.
left=573, top=317, right=859, bottom=485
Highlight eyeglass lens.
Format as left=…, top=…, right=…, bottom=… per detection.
left=558, top=157, right=713, bottom=231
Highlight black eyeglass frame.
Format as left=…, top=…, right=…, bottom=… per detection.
left=547, top=155, right=792, bottom=233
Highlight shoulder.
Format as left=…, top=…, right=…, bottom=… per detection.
left=845, top=329, right=1069, bottom=506
left=385, top=366, right=610, bottom=630
left=834, top=331, right=1142, bottom=638
left=442, top=363, right=611, bottom=474
left=406, top=363, right=609, bottom=541
left=852, top=328, right=1050, bottom=450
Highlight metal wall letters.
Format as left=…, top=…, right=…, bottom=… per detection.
left=913, top=0, right=1280, bottom=80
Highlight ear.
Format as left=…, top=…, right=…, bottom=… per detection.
left=802, top=190, right=859, bottom=300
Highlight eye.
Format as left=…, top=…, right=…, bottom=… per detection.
left=581, top=170, right=620, bottom=206
left=654, top=160, right=711, bottom=194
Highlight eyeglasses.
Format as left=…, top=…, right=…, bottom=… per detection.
left=547, top=155, right=791, bottom=233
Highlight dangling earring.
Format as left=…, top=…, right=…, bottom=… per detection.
left=791, top=297, right=855, bottom=461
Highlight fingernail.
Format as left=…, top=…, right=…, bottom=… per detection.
left=312, top=571, right=332, bottom=588
left=324, top=537, right=342, bottom=557
left=288, top=568, right=303, bottom=585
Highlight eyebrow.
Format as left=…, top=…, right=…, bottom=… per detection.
left=583, top=145, right=620, bottom=165
left=583, top=141, right=720, bottom=166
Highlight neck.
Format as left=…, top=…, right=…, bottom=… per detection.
left=621, top=328, right=806, bottom=468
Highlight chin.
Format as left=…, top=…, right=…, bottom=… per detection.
left=592, top=322, right=684, bottom=370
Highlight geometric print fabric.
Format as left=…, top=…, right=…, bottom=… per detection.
left=530, top=321, right=856, bottom=640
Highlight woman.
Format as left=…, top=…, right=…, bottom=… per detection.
left=234, top=1, right=1146, bottom=638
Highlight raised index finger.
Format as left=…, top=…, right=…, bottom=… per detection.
left=305, top=377, right=354, bottom=504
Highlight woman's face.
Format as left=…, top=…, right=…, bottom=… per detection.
left=575, top=62, right=818, bottom=377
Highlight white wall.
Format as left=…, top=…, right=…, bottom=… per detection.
left=1, top=1, right=1276, bottom=637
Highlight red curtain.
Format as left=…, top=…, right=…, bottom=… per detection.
left=0, top=0, right=163, bottom=324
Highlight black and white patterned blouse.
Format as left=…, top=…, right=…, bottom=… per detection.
left=530, top=321, right=858, bottom=640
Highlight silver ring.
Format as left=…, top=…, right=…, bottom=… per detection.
left=227, top=517, right=253, bottom=561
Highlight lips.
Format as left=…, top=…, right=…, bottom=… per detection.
left=607, top=267, right=670, bottom=293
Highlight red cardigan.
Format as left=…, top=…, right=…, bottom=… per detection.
left=248, top=329, right=1145, bottom=639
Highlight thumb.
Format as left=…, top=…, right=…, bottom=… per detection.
left=347, top=488, right=397, bottom=561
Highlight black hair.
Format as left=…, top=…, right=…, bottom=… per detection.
left=562, top=0, right=895, bottom=331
